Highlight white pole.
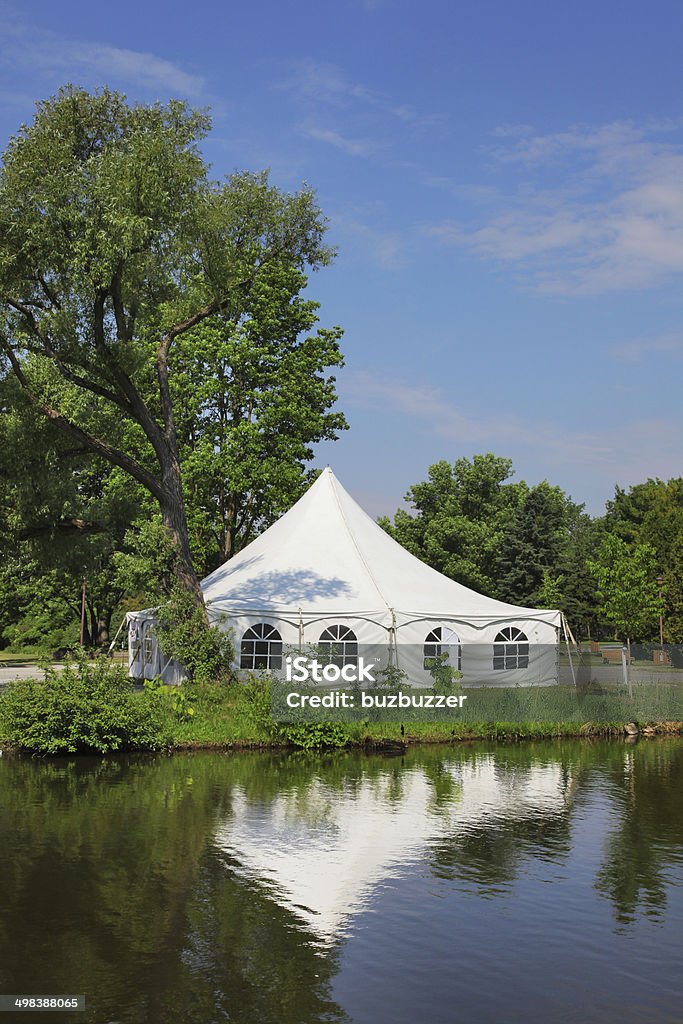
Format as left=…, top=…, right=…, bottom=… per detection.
left=561, top=613, right=577, bottom=687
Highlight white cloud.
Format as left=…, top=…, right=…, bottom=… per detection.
left=284, top=59, right=378, bottom=107
left=344, top=370, right=683, bottom=477
left=426, top=120, right=683, bottom=294
left=280, top=58, right=444, bottom=157
left=608, top=331, right=683, bottom=363
left=0, top=14, right=204, bottom=98
left=332, top=216, right=407, bottom=270
left=65, top=44, right=205, bottom=97
left=304, top=125, right=379, bottom=157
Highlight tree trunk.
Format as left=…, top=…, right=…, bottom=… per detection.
left=221, top=493, right=237, bottom=562
left=87, top=603, right=99, bottom=649
left=95, top=609, right=112, bottom=646
left=159, top=454, right=207, bottom=622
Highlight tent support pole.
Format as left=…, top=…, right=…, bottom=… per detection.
left=107, top=614, right=128, bottom=657
left=561, top=613, right=577, bottom=688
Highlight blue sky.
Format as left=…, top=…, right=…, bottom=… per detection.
left=2, top=0, right=683, bottom=518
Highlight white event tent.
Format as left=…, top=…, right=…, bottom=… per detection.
left=128, top=467, right=560, bottom=685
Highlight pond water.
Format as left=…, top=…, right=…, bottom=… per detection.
left=1, top=739, right=682, bottom=1024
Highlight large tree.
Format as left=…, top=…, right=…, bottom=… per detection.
left=604, top=478, right=683, bottom=640
left=0, top=86, right=334, bottom=613
left=587, top=534, right=660, bottom=646
left=379, top=454, right=527, bottom=597
left=494, top=481, right=579, bottom=606
left=171, top=262, right=346, bottom=569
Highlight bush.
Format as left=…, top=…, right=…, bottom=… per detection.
left=234, top=676, right=353, bottom=748
left=154, top=585, right=234, bottom=684
left=0, top=655, right=169, bottom=753
left=426, top=652, right=463, bottom=692
left=280, top=721, right=351, bottom=749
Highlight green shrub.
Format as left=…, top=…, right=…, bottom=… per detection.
left=0, top=655, right=169, bottom=753
left=375, top=663, right=409, bottom=688
left=238, top=675, right=276, bottom=734
left=154, top=585, right=234, bottom=684
left=233, top=677, right=353, bottom=748
left=426, top=652, right=463, bottom=692
left=280, top=721, right=351, bottom=749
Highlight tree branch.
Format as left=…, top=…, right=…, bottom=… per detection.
left=91, top=289, right=169, bottom=460
left=19, top=518, right=106, bottom=540
left=36, top=276, right=62, bottom=310
left=2, top=344, right=166, bottom=502
left=7, top=296, right=137, bottom=415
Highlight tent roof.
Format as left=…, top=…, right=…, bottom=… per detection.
left=201, top=467, right=559, bottom=625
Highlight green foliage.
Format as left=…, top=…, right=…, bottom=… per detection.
left=495, top=481, right=579, bottom=606
left=558, top=512, right=607, bottom=638
left=237, top=675, right=276, bottom=734
left=375, top=662, right=409, bottom=687
left=0, top=85, right=340, bottom=618
left=536, top=570, right=565, bottom=611
left=170, top=689, right=196, bottom=720
left=380, top=454, right=527, bottom=597
left=605, top=477, right=683, bottom=642
left=426, top=652, right=463, bottom=692
left=587, top=534, right=660, bottom=642
left=154, top=585, right=235, bottom=685
left=112, top=518, right=178, bottom=606
left=381, top=455, right=582, bottom=612
left=662, top=535, right=683, bottom=642
left=0, top=655, right=168, bottom=753
left=278, top=721, right=351, bottom=749
left=0, top=371, right=143, bottom=649
left=172, top=278, right=347, bottom=572
left=229, top=676, right=352, bottom=748
left=142, top=674, right=198, bottom=721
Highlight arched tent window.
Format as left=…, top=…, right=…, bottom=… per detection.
left=318, top=624, right=358, bottom=667
left=423, top=627, right=461, bottom=671
left=493, top=627, right=529, bottom=670
left=241, top=623, right=283, bottom=670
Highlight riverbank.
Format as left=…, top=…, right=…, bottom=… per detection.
left=160, top=679, right=683, bottom=750
left=166, top=711, right=683, bottom=751
left=140, top=690, right=683, bottom=753
left=1, top=669, right=681, bottom=754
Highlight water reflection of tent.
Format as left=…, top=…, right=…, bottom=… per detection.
left=213, top=758, right=568, bottom=944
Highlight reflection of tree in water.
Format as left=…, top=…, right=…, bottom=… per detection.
left=2, top=741, right=682, bottom=1022
left=178, top=849, right=349, bottom=1024
left=0, top=754, right=348, bottom=1024
left=422, top=746, right=574, bottom=890
left=421, top=740, right=683, bottom=917
left=594, top=740, right=683, bottom=925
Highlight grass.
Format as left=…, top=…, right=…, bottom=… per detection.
left=0, top=651, right=55, bottom=665
left=152, top=679, right=683, bottom=751
left=1, top=670, right=682, bottom=753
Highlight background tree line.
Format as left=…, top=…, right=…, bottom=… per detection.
left=379, top=455, right=683, bottom=645
left=2, top=438, right=682, bottom=652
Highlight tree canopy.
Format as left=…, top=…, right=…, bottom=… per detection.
left=0, top=86, right=338, bottom=613
left=586, top=534, right=660, bottom=644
